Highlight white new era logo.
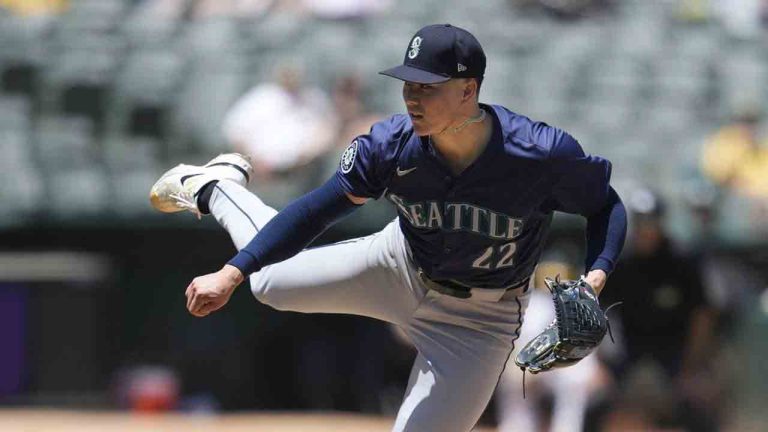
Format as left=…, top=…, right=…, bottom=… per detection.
left=457, top=63, right=467, bottom=72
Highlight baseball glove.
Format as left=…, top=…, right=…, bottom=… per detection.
left=515, top=276, right=614, bottom=374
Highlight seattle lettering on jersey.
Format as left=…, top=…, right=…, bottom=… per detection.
left=335, top=104, right=613, bottom=287
left=387, top=193, right=524, bottom=240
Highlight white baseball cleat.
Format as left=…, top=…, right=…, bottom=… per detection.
left=149, top=153, right=253, bottom=217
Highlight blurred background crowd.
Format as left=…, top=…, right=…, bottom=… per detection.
left=1, top=0, right=768, bottom=430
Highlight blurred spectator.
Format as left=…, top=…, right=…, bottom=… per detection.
left=727, top=286, right=768, bottom=430
left=305, top=0, right=391, bottom=20
left=677, top=0, right=709, bottom=23
left=222, top=63, right=337, bottom=181
left=701, top=108, right=766, bottom=195
left=713, top=0, right=766, bottom=39
left=496, top=257, right=611, bottom=432
left=0, top=0, right=67, bottom=16
left=700, top=107, right=768, bottom=222
left=277, top=0, right=392, bottom=20
left=599, top=187, right=721, bottom=431
left=678, top=0, right=768, bottom=35
left=331, top=74, right=384, bottom=148
left=113, top=365, right=180, bottom=412
left=682, top=180, right=768, bottom=430
left=683, top=181, right=756, bottom=315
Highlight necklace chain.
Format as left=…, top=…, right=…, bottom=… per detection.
left=448, top=108, right=486, bottom=134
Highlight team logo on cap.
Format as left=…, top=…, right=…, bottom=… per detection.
left=408, top=36, right=423, bottom=59
left=340, top=139, right=358, bottom=174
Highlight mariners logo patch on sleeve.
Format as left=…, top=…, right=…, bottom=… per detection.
left=340, top=140, right=358, bottom=174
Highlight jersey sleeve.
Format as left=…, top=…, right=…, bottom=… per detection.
left=334, top=115, right=407, bottom=199
left=548, top=129, right=613, bottom=216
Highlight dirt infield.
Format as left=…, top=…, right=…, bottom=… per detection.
left=0, top=409, right=497, bottom=431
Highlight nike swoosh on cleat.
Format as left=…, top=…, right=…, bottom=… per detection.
left=180, top=173, right=204, bottom=184
left=396, top=166, right=417, bottom=177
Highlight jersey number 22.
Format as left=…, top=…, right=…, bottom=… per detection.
left=472, top=242, right=517, bottom=270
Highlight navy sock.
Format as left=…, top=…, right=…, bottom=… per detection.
left=196, top=180, right=218, bottom=214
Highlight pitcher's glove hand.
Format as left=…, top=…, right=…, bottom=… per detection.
left=515, top=276, right=615, bottom=374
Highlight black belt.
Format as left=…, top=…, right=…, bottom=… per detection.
left=417, top=269, right=530, bottom=299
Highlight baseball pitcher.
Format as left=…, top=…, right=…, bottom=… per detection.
left=150, top=24, right=627, bottom=432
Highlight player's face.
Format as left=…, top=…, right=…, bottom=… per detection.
left=402, top=79, right=469, bottom=136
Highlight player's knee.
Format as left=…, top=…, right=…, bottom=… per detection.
left=249, top=273, right=269, bottom=302
left=249, top=272, right=289, bottom=311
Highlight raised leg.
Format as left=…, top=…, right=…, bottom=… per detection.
left=208, top=180, right=424, bottom=325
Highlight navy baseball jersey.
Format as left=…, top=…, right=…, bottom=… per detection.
left=336, top=104, right=613, bottom=289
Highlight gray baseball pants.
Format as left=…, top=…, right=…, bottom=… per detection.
left=209, top=180, right=530, bottom=432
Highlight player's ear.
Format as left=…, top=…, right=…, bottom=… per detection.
left=462, top=79, right=476, bottom=101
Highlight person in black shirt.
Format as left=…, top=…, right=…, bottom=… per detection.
left=601, top=187, right=719, bottom=431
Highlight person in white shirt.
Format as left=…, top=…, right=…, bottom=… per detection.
left=222, top=64, right=337, bottom=180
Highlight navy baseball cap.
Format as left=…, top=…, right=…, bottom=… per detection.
left=379, top=24, right=486, bottom=84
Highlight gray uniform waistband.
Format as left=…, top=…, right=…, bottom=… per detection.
left=417, top=269, right=530, bottom=302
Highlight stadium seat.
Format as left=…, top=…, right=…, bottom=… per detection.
left=47, top=168, right=109, bottom=217
left=34, top=116, right=96, bottom=171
